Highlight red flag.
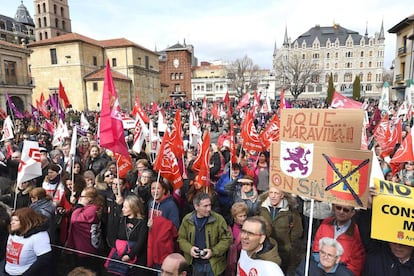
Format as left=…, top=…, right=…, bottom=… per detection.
left=224, top=91, right=232, bottom=116
left=151, top=102, right=159, bottom=114
left=202, top=96, right=207, bottom=120
left=192, top=130, right=211, bottom=187
left=0, top=108, right=6, bottom=119
left=99, top=59, right=129, bottom=157
left=114, top=153, right=133, bottom=178
left=390, top=131, right=414, bottom=164
left=229, top=121, right=237, bottom=164
left=37, top=93, right=50, bottom=119
left=153, top=131, right=183, bottom=190
left=58, top=80, right=70, bottom=108
left=240, top=111, right=264, bottom=153
left=330, top=91, right=363, bottom=109
left=252, top=91, right=260, bottom=114
left=236, top=92, right=250, bottom=110
left=211, top=101, right=219, bottom=120
left=279, top=89, right=286, bottom=110
left=170, top=110, right=184, bottom=158
left=131, top=96, right=150, bottom=123
left=43, top=119, right=55, bottom=135
left=259, top=114, right=280, bottom=150
left=380, top=120, right=402, bottom=158
left=373, top=113, right=390, bottom=147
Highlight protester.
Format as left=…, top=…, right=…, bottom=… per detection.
left=0, top=202, right=10, bottom=276
left=42, top=163, right=65, bottom=206
left=29, top=187, right=56, bottom=242
left=254, top=151, right=270, bottom=194
left=313, top=204, right=366, bottom=276
left=105, top=195, right=148, bottom=275
left=5, top=207, right=53, bottom=275
left=296, top=237, right=353, bottom=276
left=161, top=253, right=189, bottom=276
left=66, top=187, right=105, bottom=274
left=178, top=192, right=232, bottom=276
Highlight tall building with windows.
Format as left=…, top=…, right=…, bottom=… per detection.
left=0, top=1, right=35, bottom=44
left=388, top=14, right=414, bottom=100
left=33, top=0, right=72, bottom=41
left=273, top=23, right=385, bottom=98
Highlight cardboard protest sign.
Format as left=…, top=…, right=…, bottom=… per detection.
left=270, top=142, right=372, bottom=207
left=280, top=109, right=364, bottom=150
left=372, top=178, right=414, bottom=246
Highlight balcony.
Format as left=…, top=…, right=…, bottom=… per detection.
left=395, top=74, right=405, bottom=83
left=398, top=47, right=407, bottom=56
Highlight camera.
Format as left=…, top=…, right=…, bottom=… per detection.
left=196, top=249, right=207, bottom=257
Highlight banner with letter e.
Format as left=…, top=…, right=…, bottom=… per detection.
left=372, top=178, right=414, bottom=246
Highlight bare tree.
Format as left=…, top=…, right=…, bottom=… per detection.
left=226, top=55, right=260, bottom=96
left=274, top=54, right=322, bottom=99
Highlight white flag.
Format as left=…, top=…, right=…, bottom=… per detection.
left=17, top=140, right=42, bottom=185
left=132, top=114, right=149, bottom=153
left=149, top=120, right=160, bottom=154
left=378, top=82, right=390, bottom=113
left=1, top=116, right=14, bottom=141
left=80, top=112, right=90, bottom=131
left=157, top=109, right=167, bottom=133
left=70, top=126, right=77, bottom=157
left=52, top=119, right=69, bottom=146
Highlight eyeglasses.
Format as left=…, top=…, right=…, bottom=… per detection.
left=320, top=249, right=338, bottom=260
left=335, top=206, right=352, bottom=213
left=141, top=175, right=150, bottom=178
left=105, top=173, right=114, bottom=178
left=137, top=166, right=145, bottom=170
left=240, top=229, right=263, bottom=238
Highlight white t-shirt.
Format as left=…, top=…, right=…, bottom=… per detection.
left=238, top=249, right=284, bottom=276
left=42, top=181, right=65, bottom=205
left=5, top=231, right=51, bottom=275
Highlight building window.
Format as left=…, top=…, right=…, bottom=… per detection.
left=312, top=53, right=319, bottom=59
left=43, top=17, right=47, bottom=26
left=366, top=84, right=372, bottom=91
left=359, top=73, right=363, bottom=81
left=344, top=73, right=352, bottom=82
left=335, top=52, right=338, bottom=58
left=175, top=84, right=181, bottom=92
left=43, top=3, right=46, bottom=12
left=325, top=74, right=330, bottom=82
left=37, top=4, right=41, bottom=13
left=4, top=60, right=17, bottom=85
left=334, top=74, right=338, bottom=82
left=335, top=63, right=338, bottom=69
left=326, top=53, right=330, bottom=59
left=367, top=72, right=372, bottom=81
left=93, top=56, right=97, bottom=66
left=368, top=61, right=372, bottom=68
left=206, top=83, right=212, bottom=92
left=50, top=48, right=57, bottom=64
left=326, top=63, right=329, bottom=69
left=369, top=51, right=373, bottom=57
left=62, top=21, right=65, bottom=30
left=175, top=73, right=179, bottom=80
left=302, top=54, right=306, bottom=59
left=360, top=51, right=364, bottom=57
left=145, top=56, right=149, bottom=69
left=360, top=62, right=363, bottom=68
left=53, top=4, right=57, bottom=14
left=55, top=18, right=59, bottom=28
left=180, top=73, right=184, bottom=79
left=39, top=32, right=42, bottom=40
left=38, top=18, right=41, bottom=28
left=61, top=7, right=64, bottom=16
left=112, top=58, right=117, bottom=67
left=44, top=31, right=48, bottom=39
left=170, top=73, right=175, bottom=80
left=93, top=82, right=98, bottom=91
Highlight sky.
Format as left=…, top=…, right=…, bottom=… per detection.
left=3, top=0, right=412, bottom=70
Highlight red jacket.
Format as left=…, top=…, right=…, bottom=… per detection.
left=147, top=215, right=178, bottom=267
left=313, top=217, right=365, bottom=276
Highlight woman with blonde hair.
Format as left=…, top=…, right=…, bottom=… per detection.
left=5, top=207, right=53, bottom=275
left=66, top=187, right=104, bottom=274
left=105, top=195, right=148, bottom=275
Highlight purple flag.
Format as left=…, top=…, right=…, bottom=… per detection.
left=6, top=93, right=24, bottom=119
left=30, top=104, right=40, bottom=125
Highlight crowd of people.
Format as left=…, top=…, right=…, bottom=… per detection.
left=0, top=96, right=413, bottom=276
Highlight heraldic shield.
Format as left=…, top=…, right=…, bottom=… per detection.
left=280, top=141, right=314, bottom=178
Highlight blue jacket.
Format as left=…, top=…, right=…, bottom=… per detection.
left=148, top=195, right=180, bottom=229
left=215, top=171, right=241, bottom=207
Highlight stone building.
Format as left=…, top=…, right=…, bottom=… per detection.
left=0, top=40, right=33, bottom=113
left=158, top=41, right=197, bottom=100
left=388, top=13, right=414, bottom=100
left=0, top=1, right=35, bottom=45
left=33, top=0, right=72, bottom=41
left=27, top=33, right=160, bottom=111
left=273, top=23, right=385, bottom=98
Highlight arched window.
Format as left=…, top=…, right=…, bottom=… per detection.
left=61, top=7, right=64, bottom=16
left=44, top=31, right=48, bottom=39
left=39, top=32, right=42, bottom=40
left=53, top=4, right=57, bottom=14
left=367, top=72, right=372, bottom=81
left=359, top=73, right=363, bottom=81
left=38, top=18, right=41, bottom=27
left=55, top=18, right=58, bottom=28
left=334, top=74, right=338, bottom=82
left=43, top=17, right=47, bottom=27
left=37, top=4, right=41, bottom=13
left=43, top=3, right=46, bottom=12
left=62, top=21, right=65, bottom=30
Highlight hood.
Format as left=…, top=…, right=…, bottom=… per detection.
left=24, top=220, right=49, bottom=238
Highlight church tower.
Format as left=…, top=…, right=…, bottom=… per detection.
left=33, top=0, right=71, bottom=41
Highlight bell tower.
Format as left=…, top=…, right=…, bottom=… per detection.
left=33, top=0, right=71, bottom=41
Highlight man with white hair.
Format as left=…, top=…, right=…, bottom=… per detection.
left=295, top=237, right=353, bottom=275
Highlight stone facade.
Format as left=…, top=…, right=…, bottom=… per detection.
left=273, top=23, right=385, bottom=99
left=27, top=33, right=160, bottom=111
left=0, top=40, right=33, bottom=113
left=33, top=0, right=72, bottom=41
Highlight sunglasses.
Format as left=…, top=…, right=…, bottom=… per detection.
left=105, top=173, right=114, bottom=177
left=335, top=206, right=353, bottom=213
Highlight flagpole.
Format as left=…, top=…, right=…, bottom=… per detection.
left=148, top=172, right=161, bottom=228
left=13, top=183, right=19, bottom=211
left=304, top=199, right=315, bottom=276
left=116, top=155, right=121, bottom=196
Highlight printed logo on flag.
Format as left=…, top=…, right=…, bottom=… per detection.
left=280, top=141, right=313, bottom=178
left=325, top=156, right=370, bottom=200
